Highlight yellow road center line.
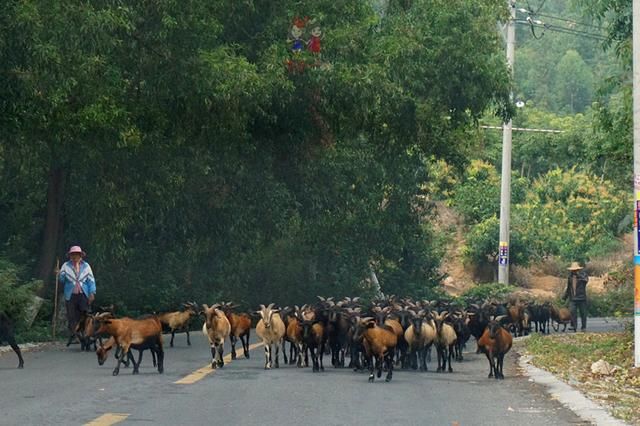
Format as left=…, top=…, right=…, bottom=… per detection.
left=174, top=342, right=263, bottom=384
left=84, top=413, right=129, bottom=426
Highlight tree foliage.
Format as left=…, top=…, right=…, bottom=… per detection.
left=460, top=165, right=630, bottom=269
left=0, top=0, right=513, bottom=313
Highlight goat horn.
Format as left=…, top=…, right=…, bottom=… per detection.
left=259, top=304, right=266, bottom=310
left=267, top=303, right=275, bottom=310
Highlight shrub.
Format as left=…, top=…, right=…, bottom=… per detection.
left=587, top=265, right=633, bottom=317
left=0, top=258, right=42, bottom=326
left=459, top=282, right=517, bottom=304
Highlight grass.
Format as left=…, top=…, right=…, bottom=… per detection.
left=522, top=326, right=640, bottom=424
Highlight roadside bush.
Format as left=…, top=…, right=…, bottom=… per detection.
left=0, top=258, right=41, bottom=326
left=459, top=282, right=517, bottom=304
left=587, top=266, right=633, bottom=317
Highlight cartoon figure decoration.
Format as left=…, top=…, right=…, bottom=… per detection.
left=288, top=17, right=308, bottom=54
left=286, top=16, right=326, bottom=74
left=307, top=22, right=322, bottom=57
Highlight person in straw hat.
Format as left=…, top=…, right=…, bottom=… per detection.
left=57, top=245, right=96, bottom=343
left=563, top=261, right=589, bottom=331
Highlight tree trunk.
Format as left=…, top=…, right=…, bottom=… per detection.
left=35, top=166, right=66, bottom=295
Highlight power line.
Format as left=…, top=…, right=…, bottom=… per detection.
left=515, top=3, right=607, bottom=41
left=480, top=125, right=564, bottom=134
left=515, top=20, right=608, bottom=41
left=534, top=12, right=604, bottom=31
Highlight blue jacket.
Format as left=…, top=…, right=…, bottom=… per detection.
left=59, top=260, right=96, bottom=301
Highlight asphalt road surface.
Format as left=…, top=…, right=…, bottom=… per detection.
left=0, top=317, right=626, bottom=426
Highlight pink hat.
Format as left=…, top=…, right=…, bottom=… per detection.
left=67, top=246, right=86, bottom=257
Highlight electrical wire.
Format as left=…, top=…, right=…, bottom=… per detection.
left=533, top=12, right=604, bottom=31
left=538, top=23, right=607, bottom=41
left=515, top=1, right=606, bottom=41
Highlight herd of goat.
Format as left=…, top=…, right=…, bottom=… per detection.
left=1, top=296, right=575, bottom=383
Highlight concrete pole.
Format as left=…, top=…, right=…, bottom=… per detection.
left=498, top=1, right=516, bottom=284
left=632, top=0, right=640, bottom=368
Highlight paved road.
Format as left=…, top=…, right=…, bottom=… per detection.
left=0, top=317, right=626, bottom=426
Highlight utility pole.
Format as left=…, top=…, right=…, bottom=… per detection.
left=498, top=0, right=516, bottom=284
left=632, top=0, right=640, bottom=368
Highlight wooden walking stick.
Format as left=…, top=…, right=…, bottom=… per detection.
left=52, top=258, right=60, bottom=339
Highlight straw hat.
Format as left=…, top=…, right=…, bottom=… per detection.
left=67, top=245, right=86, bottom=257
left=567, top=261, right=583, bottom=271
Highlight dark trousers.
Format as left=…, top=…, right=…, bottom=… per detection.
left=570, top=300, right=587, bottom=330
left=66, top=293, right=89, bottom=333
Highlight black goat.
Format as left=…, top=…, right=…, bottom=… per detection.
left=0, top=312, right=24, bottom=368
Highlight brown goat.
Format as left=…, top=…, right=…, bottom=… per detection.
left=157, top=302, right=199, bottom=347
left=477, top=315, right=513, bottom=379
left=550, top=304, right=572, bottom=332
left=286, top=312, right=305, bottom=367
left=221, top=303, right=252, bottom=360
left=96, top=335, right=157, bottom=368
left=353, top=317, right=397, bottom=382
left=202, top=304, right=231, bottom=369
left=93, top=313, right=164, bottom=376
left=300, top=318, right=325, bottom=372
left=507, top=303, right=526, bottom=337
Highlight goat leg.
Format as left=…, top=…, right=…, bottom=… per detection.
left=113, top=346, right=128, bottom=376
left=497, top=353, right=505, bottom=379
left=318, top=343, right=324, bottom=371
left=274, top=340, right=280, bottom=368
left=130, top=350, right=140, bottom=374
left=385, top=351, right=393, bottom=382
left=243, top=331, right=250, bottom=358
left=216, top=342, right=224, bottom=367
left=186, top=330, right=191, bottom=346
left=289, top=341, right=297, bottom=365
left=210, top=344, right=218, bottom=369
left=485, top=350, right=494, bottom=378
left=367, top=354, right=375, bottom=382
left=170, top=331, right=175, bottom=348
left=7, top=335, right=24, bottom=369
left=263, top=344, right=271, bottom=369
left=230, top=335, right=237, bottom=360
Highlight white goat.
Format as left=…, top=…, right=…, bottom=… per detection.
left=404, top=310, right=436, bottom=371
left=202, top=304, right=231, bottom=369
left=255, top=303, right=286, bottom=369
left=432, top=311, right=457, bottom=373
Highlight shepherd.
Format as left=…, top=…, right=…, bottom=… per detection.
left=57, top=245, right=96, bottom=346
left=563, top=261, right=589, bottom=332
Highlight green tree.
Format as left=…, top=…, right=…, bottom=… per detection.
left=0, top=0, right=514, bottom=313
left=553, top=50, right=594, bottom=113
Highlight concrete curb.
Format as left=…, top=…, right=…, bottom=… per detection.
left=518, top=353, right=629, bottom=426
